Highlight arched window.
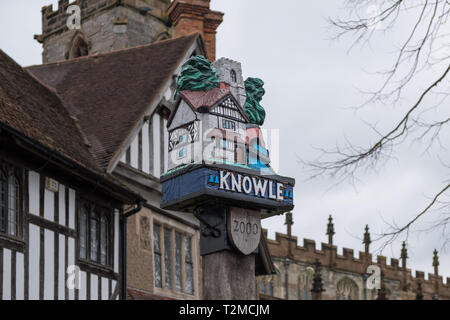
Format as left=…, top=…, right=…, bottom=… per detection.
left=260, top=281, right=266, bottom=294
left=230, top=70, right=237, bottom=83
left=0, top=171, right=6, bottom=233
left=336, top=277, right=359, bottom=300
left=69, top=35, right=89, bottom=59
left=7, top=175, right=19, bottom=236
left=298, top=267, right=314, bottom=300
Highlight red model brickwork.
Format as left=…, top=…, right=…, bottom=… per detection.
left=168, top=0, right=223, bottom=61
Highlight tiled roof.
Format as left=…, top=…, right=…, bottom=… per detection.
left=0, top=49, right=98, bottom=172
left=179, top=83, right=231, bottom=111
left=27, top=33, right=200, bottom=170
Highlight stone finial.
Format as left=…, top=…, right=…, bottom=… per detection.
left=284, top=212, right=294, bottom=227
left=416, top=281, right=424, bottom=300
left=432, top=249, right=439, bottom=275
left=311, top=259, right=325, bottom=300
left=285, top=212, right=294, bottom=258
left=376, top=269, right=387, bottom=300
left=363, top=225, right=371, bottom=254
left=326, top=215, right=335, bottom=245
left=400, top=241, right=408, bottom=269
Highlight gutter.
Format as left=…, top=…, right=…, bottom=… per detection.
left=121, top=200, right=144, bottom=300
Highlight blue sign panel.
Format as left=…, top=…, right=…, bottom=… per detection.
left=161, top=164, right=294, bottom=214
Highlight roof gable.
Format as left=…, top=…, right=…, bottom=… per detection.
left=27, top=34, right=202, bottom=170
left=0, top=49, right=98, bottom=171
left=168, top=83, right=249, bottom=127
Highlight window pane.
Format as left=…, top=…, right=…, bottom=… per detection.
left=164, top=228, right=171, bottom=289
left=79, top=206, right=88, bottom=259
left=268, top=282, right=274, bottom=296
left=7, top=175, right=18, bottom=236
left=260, top=281, right=265, bottom=294
left=0, top=172, right=6, bottom=233
left=100, top=214, right=108, bottom=265
left=175, top=232, right=182, bottom=292
left=184, top=235, right=193, bottom=294
left=154, top=224, right=162, bottom=288
left=185, top=262, right=193, bottom=295
left=90, top=211, right=99, bottom=262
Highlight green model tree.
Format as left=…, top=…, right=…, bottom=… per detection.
left=174, top=55, right=220, bottom=100
left=243, top=77, right=266, bottom=126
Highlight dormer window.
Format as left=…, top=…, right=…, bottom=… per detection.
left=230, top=70, right=237, bottom=83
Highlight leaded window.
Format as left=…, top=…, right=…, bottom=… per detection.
left=79, top=206, right=88, bottom=259
left=185, top=235, right=194, bottom=294
left=164, top=228, right=172, bottom=289
left=77, top=201, right=112, bottom=267
left=175, top=232, right=182, bottom=292
left=154, top=223, right=195, bottom=295
left=154, top=224, right=162, bottom=288
left=100, top=215, right=109, bottom=265
left=0, top=167, right=21, bottom=237
left=0, top=171, right=7, bottom=233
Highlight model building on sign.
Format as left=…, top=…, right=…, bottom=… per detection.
left=166, top=55, right=274, bottom=175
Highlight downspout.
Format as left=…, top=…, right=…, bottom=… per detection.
left=121, top=200, right=144, bottom=300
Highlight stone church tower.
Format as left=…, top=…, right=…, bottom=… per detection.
left=34, top=0, right=222, bottom=63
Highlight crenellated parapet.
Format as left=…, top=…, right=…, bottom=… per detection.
left=262, top=228, right=450, bottom=299
left=37, top=0, right=171, bottom=42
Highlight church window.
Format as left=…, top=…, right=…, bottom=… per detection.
left=336, top=277, right=359, bottom=300
left=268, top=281, right=274, bottom=296
left=69, top=36, right=89, bottom=59
left=230, top=70, right=237, bottom=83
left=77, top=200, right=112, bottom=267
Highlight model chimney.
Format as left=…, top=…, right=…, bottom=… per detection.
left=168, top=0, right=223, bottom=61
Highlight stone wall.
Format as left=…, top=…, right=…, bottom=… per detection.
left=37, top=0, right=172, bottom=62
left=257, top=230, right=450, bottom=300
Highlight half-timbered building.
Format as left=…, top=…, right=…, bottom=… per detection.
left=0, top=49, right=143, bottom=300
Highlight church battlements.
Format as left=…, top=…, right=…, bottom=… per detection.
left=263, top=228, right=449, bottom=291
left=38, top=0, right=171, bottom=42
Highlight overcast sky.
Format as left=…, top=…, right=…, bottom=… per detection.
left=0, top=0, right=448, bottom=281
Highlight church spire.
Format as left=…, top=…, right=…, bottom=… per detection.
left=326, top=215, right=335, bottom=245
